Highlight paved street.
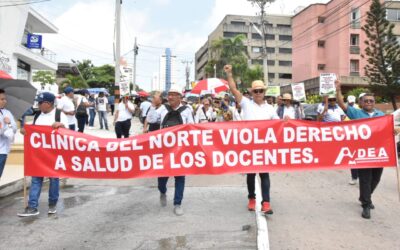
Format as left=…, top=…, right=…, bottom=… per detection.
left=1, top=167, right=400, bottom=249
left=2, top=117, right=400, bottom=249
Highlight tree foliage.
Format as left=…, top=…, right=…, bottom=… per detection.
left=242, top=65, right=263, bottom=89
left=362, top=0, right=400, bottom=110
left=60, top=74, right=89, bottom=89
left=205, top=35, right=249, bottom=80
left=33, top=71, right=55, bottom=88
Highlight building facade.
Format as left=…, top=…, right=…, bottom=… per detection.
left=195, top=14, right=293, bottom=86
left=291, top=0, right=400, bottom=93
left=0, top=6, right=58, bottom=84
left=159, top=48, right=177, bottom=92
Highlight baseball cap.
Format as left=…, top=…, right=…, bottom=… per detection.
left=359, top=93, right=366, bottom=99
left=37, top=92, right=56, bottom=104
left=347, top=95, right=356, bottom=103
left=64, top=86, right=74, bottom=94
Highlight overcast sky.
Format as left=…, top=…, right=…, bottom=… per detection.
left=34, top=0, right=330, bottom=91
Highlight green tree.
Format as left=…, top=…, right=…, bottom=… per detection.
left=362, top=0, right=400, bottom=110
left=87, top=64, right=115, bottom=91
left=242, top=65, right=264, bottom=89
left=32, top=71, right=56, bottom=89
left=60, top=74, right=89, bottom=89
left=205, top=34, right=249, bottom=80
left=306, top=94, right=322, bottom=104
left=346, top=87, right=369, bottom=100
left=75, top=59, right=94, bottom=81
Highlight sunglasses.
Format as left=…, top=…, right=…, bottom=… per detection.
left=253, top=89, right=265, bottom=94
left=363, top=99, right=375, bottom=104
left=328, top=98, right=336, bottom=101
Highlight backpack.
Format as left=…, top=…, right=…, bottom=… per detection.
left=33, top=109, right=61, bottom=125
left=161, top=104, right=187, bottom=128
left=76, top=98, right=87, bottom=116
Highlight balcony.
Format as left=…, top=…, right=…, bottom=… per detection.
left=350, top=46, right=360, bottom=54
left=350, top=71, right=360, bottom=76
left=14, top=45, right=57, bottom=71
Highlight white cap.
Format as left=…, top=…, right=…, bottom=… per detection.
left=168, top=84, right=183, bottom=95
left=359, top=93, right=366, bottom=99
left=347, top=95, right=356, bottom=103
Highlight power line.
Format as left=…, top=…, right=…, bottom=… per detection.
left=293, top=1, right=396, bottom=52
left=0, top=0, right=50, bottom=7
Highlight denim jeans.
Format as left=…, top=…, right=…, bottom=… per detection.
left=89, top=109, right=96, bottom=126
left=68, top=124, right=76, bottom=131
left=0, top=154, right=8, bottom=178
left=158, top=176, right=185, bottom=205
left=98, top=111, right=108, bottom=129
left=247, top=173, right=270, bottom=203
left=28, top=177, right=59, bottom=209
left=76, top=115, right=86, bottom=132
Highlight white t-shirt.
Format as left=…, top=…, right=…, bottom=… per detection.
left=35, top=108, right=69, bottom=128
left=146, top=106, right=163, bottom=124
left=317, top=103, right=345, bottom=122
left=240, top=97, right=279, bottom=121
left=116, top=102, right=135, bottom=121
left=57, top=96, right=76, bottom=125
left=159, top=104, right=194, bottom=126
left=195, top=105, right=216, bottom=123
left=283, top=106, right=296, bottom=119
left=97, top=97, right=108, bottom=111
left=140, top=101, right=152, bottom=117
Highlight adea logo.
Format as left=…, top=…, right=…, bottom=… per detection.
left=334, top=147, right=389, bottom=165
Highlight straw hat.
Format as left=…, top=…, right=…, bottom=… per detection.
left=282, top=93, right=292, bottom=100
left=251, top=80, right=267, bottom=90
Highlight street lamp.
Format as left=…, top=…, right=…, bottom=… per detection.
left=248, top=0, right=276, bottom=85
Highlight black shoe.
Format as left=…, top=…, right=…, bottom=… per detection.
left=18, top=207, right=39, bottom=217
left=48, top=204, right=57, bottom=214
left=362, top=207, right=371, bottom=219
left=369, top=203, right=375, bottom=209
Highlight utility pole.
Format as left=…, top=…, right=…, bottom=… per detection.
left=133, top=37, right=138, bottom=91
left=182, top=60, right=192, bottom=90
left=248, top=0, right=275, bottom=85
left=115, top=0, right=121, bottom=89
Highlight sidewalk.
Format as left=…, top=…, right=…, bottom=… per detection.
left=0, top=113, right=143, bottom=198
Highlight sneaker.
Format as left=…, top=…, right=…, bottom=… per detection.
left=261, top=202, right=273, bottom=214
left=48, top=204, right=57, bottom=214
left=17, top=207, right=39, bottom=217
left=247, top=198, right=256, bottom=211
left=362, top=207, right=371, bottom=219
left=160, top=193, right=167, bottom=207
left=349, top=179, right=357, bottom=185
left=174, top=205, right=184, bottom=216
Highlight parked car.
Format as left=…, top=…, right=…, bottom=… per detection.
left=302, top=103, right=319, bottom=121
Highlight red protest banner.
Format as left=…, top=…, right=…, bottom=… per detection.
left=24, top=116, right=397, bottom=179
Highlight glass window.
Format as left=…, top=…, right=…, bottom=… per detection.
left=279, top=48, right=292, bottom=54
left=252, top=47, right=262, bottom=53
left=266, top=34, right=275, bottom=40
left=350, top=60, right=360, bottom=72
left=277, top=24, right=291, bottom=28
left=279, top=35, right=292, bottom=41
left=387, top=9, right=400, bottom=21
left=268, top=73, right=275, bottom=79
left=251, top=59, right=263, bottom=65
left=252, top=33, right=262, bottom=39
left=266, top=47, right=275, bottom=53
left=223, top=32, right=246, bottom=38
left=350, top=34, right=359, bottom=46
left=279, top=73, right=292, bottom=79
left=231, top=21, right=246, bottom=26
left=351, top=8, right=361, bottom=28
left=268, top=60, right=275, bottom=66
left=279, top=61, right=292, bottom=66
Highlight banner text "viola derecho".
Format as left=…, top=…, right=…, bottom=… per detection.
left=24, top=116, right=397, bottom=179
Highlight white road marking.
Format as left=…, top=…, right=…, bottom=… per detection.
left=255, top=175, right=270, bottom=250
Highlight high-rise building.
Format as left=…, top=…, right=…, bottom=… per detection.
left=195, top=14, right=293, bottom=86
left=159, top=48, right=177, bottom=92
left=290, top=0, right=400, bottom=94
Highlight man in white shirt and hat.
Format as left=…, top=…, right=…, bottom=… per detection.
left=224, top=64, right=279, bottom=214
left=157, top=84, right=194, bottom=216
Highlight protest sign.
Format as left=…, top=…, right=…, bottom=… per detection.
left=24, top=116, right=397, bottom=179
left=320, top=73, right=337, bottom=95
left=291, top=83, right=306, bottom=102
left=265, top=86, right=281, bottom=97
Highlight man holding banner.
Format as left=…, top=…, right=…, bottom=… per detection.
left=224, top=64, right=279, bottom=214
left=157, top=84, right=194, bottom=216
left=335, top=80, right=386, bottom=219
left=18, top=92, right=68, bottom=217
